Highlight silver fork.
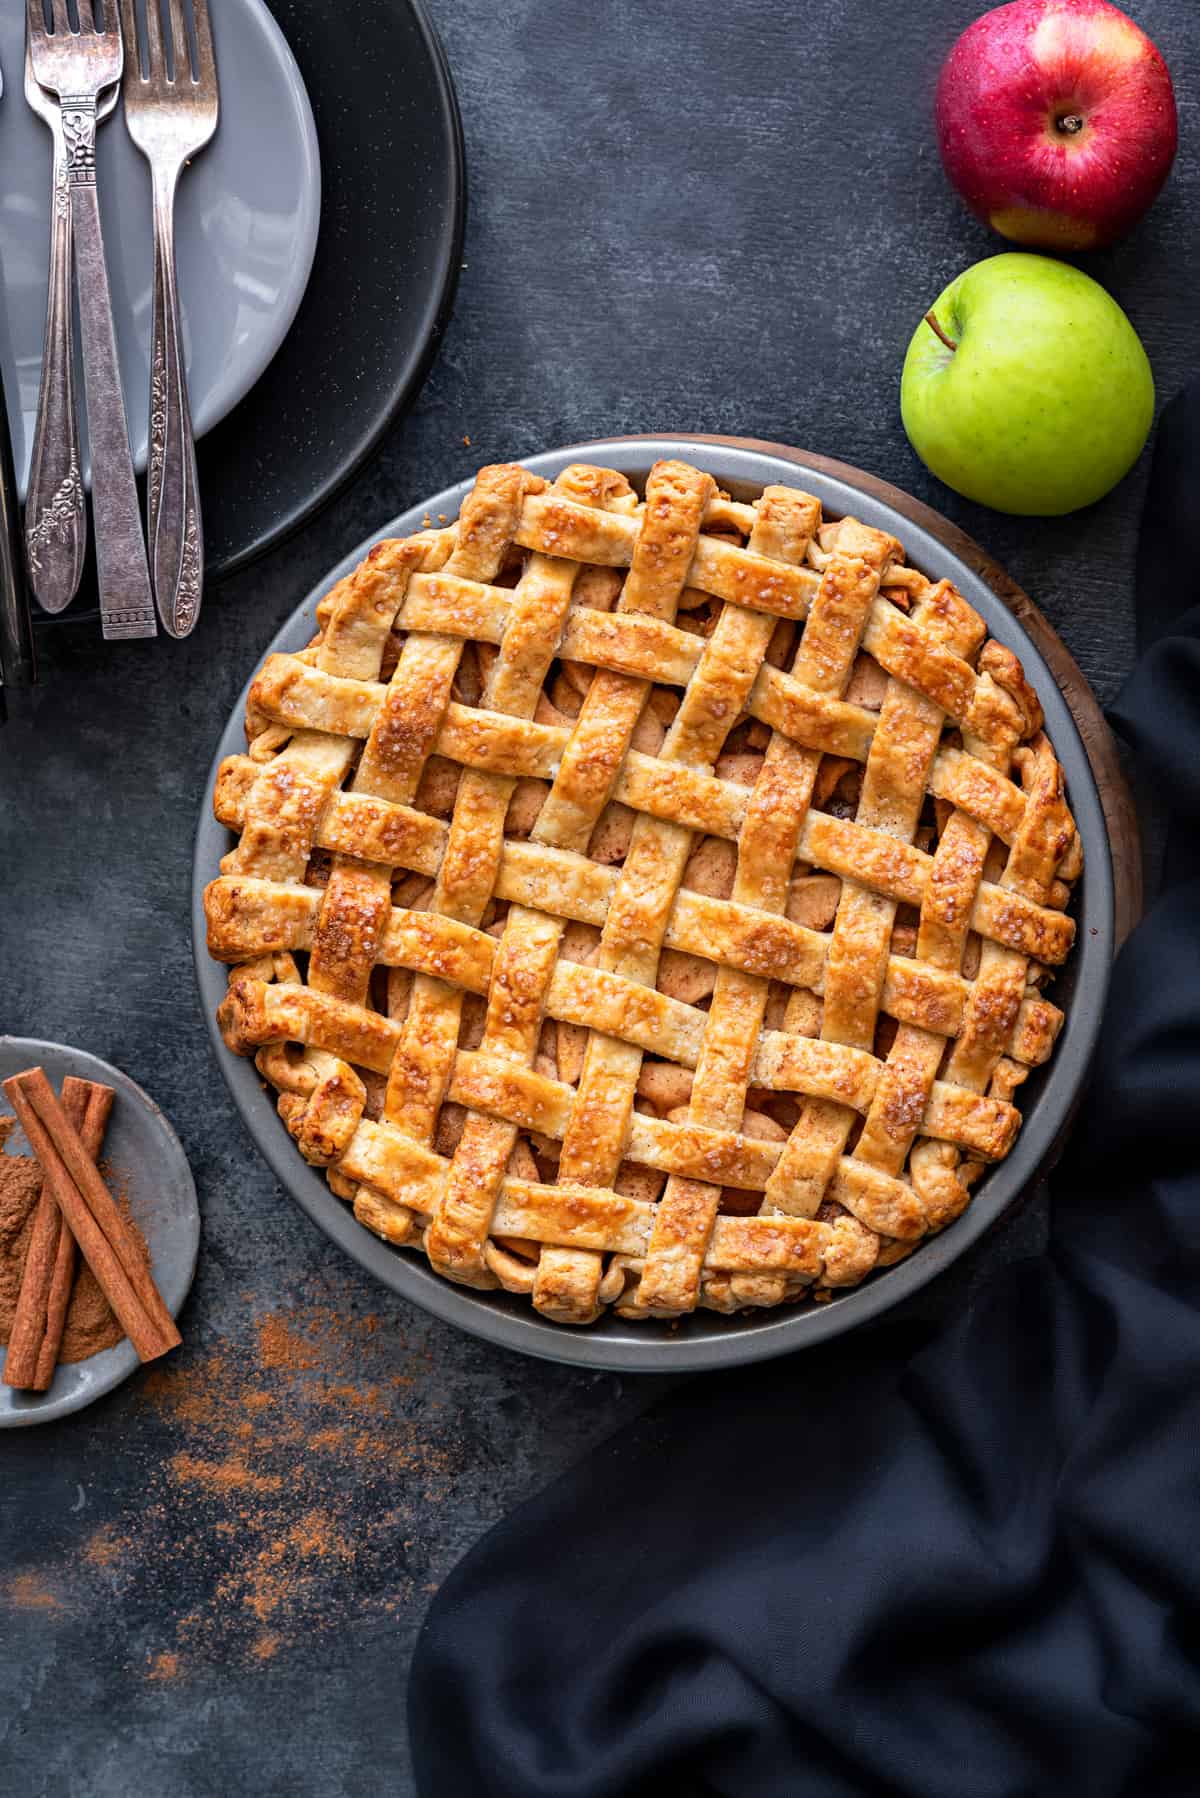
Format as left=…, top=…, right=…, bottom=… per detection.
left=118, top=0, right=218, bottom=638
left=27, top=0, right=155, bottom=641
left=23, top=47, right=117, bottom=611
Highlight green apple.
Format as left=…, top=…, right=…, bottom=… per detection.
left=901, top=252, right=1153, bottom=515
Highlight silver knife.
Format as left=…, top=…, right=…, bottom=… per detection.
left=0, top=51, right=36, bottom=710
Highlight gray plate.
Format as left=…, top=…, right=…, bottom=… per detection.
left=192, top=438, right=1114, bottom=1374
left=0, top=0, right=321, bottom=495
left=0, top=1037, right=199, bottom=1426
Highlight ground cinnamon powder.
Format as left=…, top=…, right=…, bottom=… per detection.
left=0, top=1138, right=149, bottom=1364
left=13, top=1298, right=460, bottom=1677
left=5, top=1572, right=65, bottom=1613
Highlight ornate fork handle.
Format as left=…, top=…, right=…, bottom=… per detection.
left=25, top=114, right=86, bottom=612
left=148, top=166, right=203, bottom=637
left=63, top=97, right=156, bottom=641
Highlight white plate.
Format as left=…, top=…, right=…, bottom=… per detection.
left=0, top=0, right=322, bottom=496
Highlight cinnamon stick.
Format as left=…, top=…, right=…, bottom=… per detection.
left=3, top=1077, right=111, bottom=1391
left=2, top=1067, right=180, bottom=1364
left=38, top=1080, right=115, bottom=1388
left=32, top=1220, right=78, bottom=1387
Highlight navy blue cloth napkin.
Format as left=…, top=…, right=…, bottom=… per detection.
left=409, top=387, right=1200, bottom=1798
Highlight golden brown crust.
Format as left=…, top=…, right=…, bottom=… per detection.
left=204, top=458, right=1082, bottom=1325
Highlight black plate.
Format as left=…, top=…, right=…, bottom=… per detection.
left=200, top=0, right=464, bottom=578
left=38, top=0, right=463, bottom=622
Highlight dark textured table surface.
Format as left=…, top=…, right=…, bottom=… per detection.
left=1, top=0, right=1192, bottom=1790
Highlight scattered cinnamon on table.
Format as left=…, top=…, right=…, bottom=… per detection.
left=1, top=1065, right=180, bottom=1391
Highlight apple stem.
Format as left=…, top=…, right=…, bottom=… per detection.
left=1056, top=112, right=1085, bottom=134
left=924, top=310, right=957, bottom=353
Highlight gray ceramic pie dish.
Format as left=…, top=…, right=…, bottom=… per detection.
left=192, top=437, right=1114, bottom=1373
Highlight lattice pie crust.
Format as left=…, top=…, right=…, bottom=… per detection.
left=206, top=458, right=1082, bottom=1325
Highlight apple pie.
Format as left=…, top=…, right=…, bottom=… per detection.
left=205, top=457, right=1081, bottom=1325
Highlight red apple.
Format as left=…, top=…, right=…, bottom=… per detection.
left=936, top=0, right=1177, bottom=250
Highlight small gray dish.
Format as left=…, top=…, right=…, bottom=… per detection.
left=193, top=437, right=1114, bottom=1375
left=0, top=1038, right=198, bottom=1427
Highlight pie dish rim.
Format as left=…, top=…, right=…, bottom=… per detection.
left=191, top=436, right=1114, bottom=1372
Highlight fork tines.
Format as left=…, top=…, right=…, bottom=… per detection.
left=122, top=0, right=216, bottom=89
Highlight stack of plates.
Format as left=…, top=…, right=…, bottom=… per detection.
left=0, top=0, right=464, bottom=592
